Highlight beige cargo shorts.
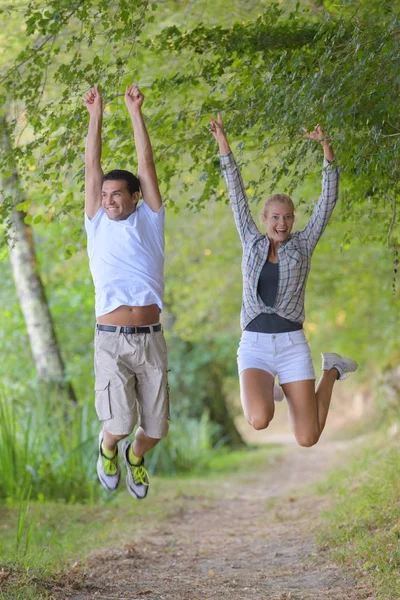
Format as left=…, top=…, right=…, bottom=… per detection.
left=94, top=325, right=170, bottom=439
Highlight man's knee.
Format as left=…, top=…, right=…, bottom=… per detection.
left=103, top=429, right=129, bottom=443
left=138, top=423, right=166, bottom=443
left=145, top=434, right=162, bottom=443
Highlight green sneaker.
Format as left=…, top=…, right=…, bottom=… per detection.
left=121, top=440, right=149, bottom=499
left=97, top=431, right=121, bottom=491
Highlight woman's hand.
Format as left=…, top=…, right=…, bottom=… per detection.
left=302, top=124, right=335, bottom=162
left=210, top=113, right=231, bottom=155
left=301, top=124, right=329, bottom=144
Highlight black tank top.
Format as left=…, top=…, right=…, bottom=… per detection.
left=245, top=261, right=302, bottom=333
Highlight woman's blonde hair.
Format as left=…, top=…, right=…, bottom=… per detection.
left=261, top=193, right=295, bottom=223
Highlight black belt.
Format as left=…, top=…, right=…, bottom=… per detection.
left=97, top=324, right=162, bottom=334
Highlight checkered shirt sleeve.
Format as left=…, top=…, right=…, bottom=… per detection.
left=298, top=158, right=340, bottom=254
left=219, top=152, right=261, bottom=244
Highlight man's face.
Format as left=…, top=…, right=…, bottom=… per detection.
left=264, top=202, right=294, bottom=243
left=101, top=179, right=139, bottom=221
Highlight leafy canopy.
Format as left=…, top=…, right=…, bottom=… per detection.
left=0, top=0, right=399, bottom=253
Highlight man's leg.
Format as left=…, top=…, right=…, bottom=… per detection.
left=121, top=331, right=169, bottom=499
left=97, top=428, right=125, bottom=491
left=120, top=430, right=162, bottom=500
left=131, top=426, right=161, bottom=456
left=103, top=428, right=129, bottom=451
left=94, top=328, right=140, bottom=491
left=96, top=401, right=137, bottom=492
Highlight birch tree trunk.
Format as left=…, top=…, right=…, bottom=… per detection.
left=1, top=118, right=77, bottom=405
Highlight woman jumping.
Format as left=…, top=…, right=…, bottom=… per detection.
left=210, top=115, right=358, bottom=447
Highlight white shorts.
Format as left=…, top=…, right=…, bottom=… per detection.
left=237, top=330, right=316, bottom=384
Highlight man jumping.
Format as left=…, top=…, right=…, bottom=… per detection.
left=83, top=84, right=168, bottom=499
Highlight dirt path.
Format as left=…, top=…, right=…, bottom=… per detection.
left=50, top=437, right=376, bottom=600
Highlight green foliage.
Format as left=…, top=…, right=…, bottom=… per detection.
left=0, top=0, right=154, bottom=221
left=166, top=336, right=244, bottom=445
left=167, top=337, right=236, bottom=415
left=317, top=437, right=400, bottom=600
left=303, top=199, right=400, bottom=373
left=0, top=372, right=227, bottom=501
left=0, top=385, right=99, bottom=502
left=1, top=0, right=399, bottom=339
left=164, top=201, right=242, bottom=339
left=15, top=487, right=35, bottom=557
left=0, top=0, right=399, bottom=509
left=147, top=412, right=220, bottom=475
left=145, top=0, right=400, bottom=256
left=0, top=0, right=399, bottom=249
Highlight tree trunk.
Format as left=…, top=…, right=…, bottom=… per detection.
left=200, top=360, right=245, bottom=447
left=1, top=118, right=77, bottom=405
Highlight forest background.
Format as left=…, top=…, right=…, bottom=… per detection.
left=0, top=0, right=399, bottom=595
left=0, top=0, right=399, bottom=494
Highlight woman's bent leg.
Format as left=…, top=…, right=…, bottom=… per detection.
left=282, top=380, right=319, bottom=446
left=315, top=367, right=338, bottom=431
left=239, top=368, right=275, bottom=430
left=282, top=368, right=337, bottom=446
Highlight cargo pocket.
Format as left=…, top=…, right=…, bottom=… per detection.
left=95, top=379, right=113, bottom=421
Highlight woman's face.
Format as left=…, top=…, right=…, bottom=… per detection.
left=264, top=202, right=294, bottom=243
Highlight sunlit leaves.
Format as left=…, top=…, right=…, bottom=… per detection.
left=1, top=0, right=399, bottom=254
left=143, top=0, right=400, bottom=246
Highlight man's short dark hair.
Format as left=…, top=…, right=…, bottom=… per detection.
left=103, top=169, right=140, bottom=195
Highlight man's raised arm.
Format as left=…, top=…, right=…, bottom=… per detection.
left=125, top=85, right=162, bottom=213
left=84, top=86, right=104, bottom=218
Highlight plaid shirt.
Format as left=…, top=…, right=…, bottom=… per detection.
left=220, top=152, right=339, bottom=330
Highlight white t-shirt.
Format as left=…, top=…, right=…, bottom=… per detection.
left=85, top=202, right=165, bottom=318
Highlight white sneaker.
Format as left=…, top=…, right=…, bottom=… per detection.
left=97, top=431, right=121, bottom=491
left=274, top=385, right=284, bottom=402
left=322, top=352, right=358, bottom=380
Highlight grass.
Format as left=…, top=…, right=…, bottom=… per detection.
left=0, top=381, right=284, bottom=598
left=0, top=386, right=99, bottom=503
left=316, top=432, right=400, bottom=600
left=0, top=443, right=282, bottom=599
left=0, top=384, right=238, bottom=504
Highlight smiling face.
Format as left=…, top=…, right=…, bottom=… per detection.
left=263, top=200, right=295, bottom=243
left=101, top=179, right=139, bottom=221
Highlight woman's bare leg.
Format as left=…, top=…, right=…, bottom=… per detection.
left=239, top=368, right=275, bottom=430
left=282, top=367, right=338, bottom=446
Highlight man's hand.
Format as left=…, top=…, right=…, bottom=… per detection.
left=210, top=113, right=231, bottom=155
left=84, top=86, right=103, bottom=116
left=125, top=85, right=144, bottom=113
left=302, top=124, right=334, bottom=162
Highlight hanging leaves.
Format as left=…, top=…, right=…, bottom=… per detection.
left=0, top=0, right=399, bottom=250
